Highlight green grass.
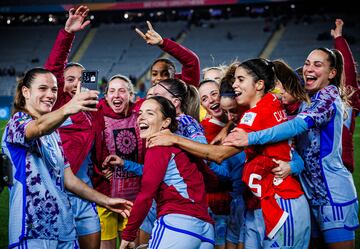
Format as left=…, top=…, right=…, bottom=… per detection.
left=0, top=119, right=359, bottom=249
left=0, top=120, right=9, bottom=249
left=354, top=117, right=360, bottom=247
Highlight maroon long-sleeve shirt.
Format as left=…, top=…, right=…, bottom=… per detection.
left=160, top=38, right=201, bottom=87
left=122, top=146, right=214, bottom=242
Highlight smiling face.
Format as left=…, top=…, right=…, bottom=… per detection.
left=151, top=61, right=175, bottom=85
left=64, top=65, right=83, bottom=97
left=303, top=49, right=336, bottom=94
left=220, top=97, right=243, bottom=123
left=105, top=78, right=132, bottom=114
left=199, top=82, right=223, bottom=120
left=137, top=99, right=170, bottom=139
left=23, top=73, right=58, bottom=117
left=233, top=67, right=261, bottom=108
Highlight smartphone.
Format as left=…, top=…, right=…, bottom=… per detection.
left=81, top=70, right=98, bottom=91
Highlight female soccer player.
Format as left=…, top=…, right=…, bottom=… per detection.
left=104, top=96, right=215, bottom=249
left=224, top=48, right=359, bottom=249
left=1, top=68, right=132, bottom=249
left=147, top=58, right=311, bottom=248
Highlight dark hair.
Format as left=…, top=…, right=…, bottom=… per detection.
left=65, top=62, right=85, bottom=71
left=157, top=78, right=200, bottom=121
left=239, top=58, right=276, bottom=93
left=151, top=58, right=176, bottom=77
left=105, top=74, right=134, bottom=96
left=147, top=96, right=178, bottom=132
left=273, top=60, right=310, bottom=104
left=13, top=67, right=54, bottom=114
left=315, top=48, right=344, bottom=88
left=220, top=62, right=239, bottom=98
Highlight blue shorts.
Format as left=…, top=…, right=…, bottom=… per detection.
left=140, top=200, right=157, bottom=234
left=243, top=195, right=310, bottom=249
left=68, top=193, right=100, bottom=236
left=226, top=196, right=245, bottom=244
left=323, top=227, right=355, bottom=243
left=148, top=214, right=214, bottom=249
left=310, top=200, right=359, bottom=243
left=21, top=239, right=79, bottom=249
left=208, top=209, right=228, bottom=246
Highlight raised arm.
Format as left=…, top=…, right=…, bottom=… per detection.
left=331, top=18, right=359, bottom=109
left=160, top=38, right=200, bottom=87
left=44, top=6, right=90, bottom=104
left=135, top=21, right=200, bottom=86
left=25, top=83, right=98, bottom=140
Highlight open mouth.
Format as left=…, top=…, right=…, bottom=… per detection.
left=210, top=103, right=220, bottom=111
left=112, top=100, right=122, bottom=108
left=234, top=91, right=242, bottom=97
left=139, top=123, right=149, bottom=131
left=305, top=75, right=317, bottom=85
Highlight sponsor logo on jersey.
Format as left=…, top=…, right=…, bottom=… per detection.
left=240, top=112, right=257, bottom=126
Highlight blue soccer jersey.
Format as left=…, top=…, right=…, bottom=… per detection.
left=1, top=112, right=76, bottom=247
left=296, top=85, right=357, bottom=207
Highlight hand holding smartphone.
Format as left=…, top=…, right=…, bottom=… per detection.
left=81, top=70, right=98, bottom=108
left=81, top=70, right=99, bottom=91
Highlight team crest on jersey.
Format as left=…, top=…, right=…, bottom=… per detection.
left=240, top=112, right=257, bottom=126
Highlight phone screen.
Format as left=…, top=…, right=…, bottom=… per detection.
left=82, top=70, right=98, bottom=91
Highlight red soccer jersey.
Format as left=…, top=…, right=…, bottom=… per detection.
left=238, top=93, right=303, bottom=239
left=201, top=117, right=226, bottom=143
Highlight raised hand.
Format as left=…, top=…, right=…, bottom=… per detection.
left=64, top=81, right=99, bottom=115
left=135, top=21, right=164, bottom=46
left=65, top=5, right=91, bottom=34
left=330, top=18, right=344, bottom=39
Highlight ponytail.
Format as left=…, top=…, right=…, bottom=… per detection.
left=183, top=85, right=200, bottom=122
left=157, top=78, right=200, bottom=121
